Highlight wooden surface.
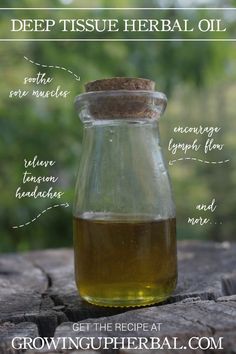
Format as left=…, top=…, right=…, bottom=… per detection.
left=0, top=241, right=236, bottom=353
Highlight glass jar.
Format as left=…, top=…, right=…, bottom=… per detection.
left=73, top=78, right=177, bottom=307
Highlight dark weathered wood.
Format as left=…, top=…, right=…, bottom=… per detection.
left=0, top=253, right=67, bottom=338
left=0, top=241, right=235, bottom=353
left=0, top=253, right=47, bottom=321
left=0, top=322, right=38, bottom=354
left=24, top=241, right=236, bottom=316
left=52, top=298, right=236, bottom=353
left=175, top=241, right=236, bottom=301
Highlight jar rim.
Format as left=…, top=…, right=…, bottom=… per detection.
left=75, top=89, right=167, bottom=103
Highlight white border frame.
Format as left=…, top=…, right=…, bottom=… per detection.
left=1, top=7, right=235, bottom=41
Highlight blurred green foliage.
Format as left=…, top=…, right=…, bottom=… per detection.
left=0, top=0, right=236, bottom=252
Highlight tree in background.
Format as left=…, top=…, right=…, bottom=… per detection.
left=0, top=0, right=236, bottom=251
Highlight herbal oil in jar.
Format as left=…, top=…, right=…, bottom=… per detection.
left=73, top=77, right=177, bottom=307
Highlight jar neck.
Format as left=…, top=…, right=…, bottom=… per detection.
left=81, top=120, right=162, bottom=173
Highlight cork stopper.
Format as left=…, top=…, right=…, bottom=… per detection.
left=76, top=77, right=167, bottom=120
left=85, top=77, right=155, bottom=92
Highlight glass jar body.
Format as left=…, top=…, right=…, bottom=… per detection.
left=73, top=117, right=177, bottom=307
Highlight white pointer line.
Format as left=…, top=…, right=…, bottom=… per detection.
left=12, top=203, right=69, bottom=229
left=169, top=158, right=230, bottom=165
left=24, top=56, right=80, bottom=81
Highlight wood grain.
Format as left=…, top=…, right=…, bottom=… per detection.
left=0, top=241, right=235, bottom=353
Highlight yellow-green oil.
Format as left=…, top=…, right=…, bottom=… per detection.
left=73, top=214, right=177, bottom=307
